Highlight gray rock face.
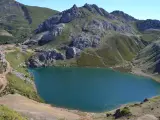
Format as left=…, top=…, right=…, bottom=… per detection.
left=29, top=4, right=135, bottom=48
left=83, top=4, right=117, bottom=20
left=83, top=19, right=134, bottom=34
left=25, top=24, right=65, bottom=45
left=28, top=50, right=65, bottom=68
left=35, top=5, right=80, bottom=34
left=71, top=33, right=100, bottom=50
left=83, top=20, right=106, bottom=35
left=60, top=4, right=80, bottom=23
left=66, top=47, right=81, bottom=59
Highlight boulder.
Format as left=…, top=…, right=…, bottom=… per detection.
left=143, top=98, right=149, bottom=102
left=27, top=58, right=43, bottom=68
left=66, top=47, right=81, bottom=59
left=28, top=50, right=65, bottom=68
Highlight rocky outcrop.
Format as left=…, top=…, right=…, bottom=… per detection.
left=66, top=47, right=81, bottom=59
left=28, top=50, right=65, bottom=68
left=111, top=10, right=137, bottom=22
left=25, top=24, right=65, bottom=45
left=137, top=19, right=160, bottom=31
left=0, top=52, right=7, bottom=73
left=70, top=33, right=101, bottom=50
left=83, top=4, right=116, bottom=20
left=70, top=19, right=134, bottom=50
left=35, top=5, right=80, bottom=34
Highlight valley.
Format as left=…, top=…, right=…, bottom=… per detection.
left=0, top=0, right=160, bottom=120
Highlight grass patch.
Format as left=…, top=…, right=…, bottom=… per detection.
left=53, top=59, right=77, bottom=67
left=77, top=49, right=105, bottom=67
left=6, top=48, right=33, bottom=79
left=0, top=73, right=42, bottom=102
left=0, top=105, right=27, bottom=120
left=0, top=36, right=15, bottom=44
left=77, top=34, right=143, bottom=68
left=141, top=30, right=160, bottom=42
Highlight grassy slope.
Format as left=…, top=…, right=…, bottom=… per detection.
left=77, top=34, right=144, bottom=67
left=134, top=41, right=160, bottom=73
left=0, top=1, right=58, bottom=44
left=4, top=73, right=42, bottom=102
left=141, top=30, right=160, bottom=42
left=26, top=6, right=58, bottom=30
left=0, top=105, right=26, bottom=120
left=2, top=47, right=42, bottom=102
left=6, top=48, right=33, bottom=75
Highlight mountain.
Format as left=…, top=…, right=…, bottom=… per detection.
left=1, top=1, right=160, bottom=69
left=0, top=0, right=58, bottom=44
left=25, top=4, right=148, bottom=68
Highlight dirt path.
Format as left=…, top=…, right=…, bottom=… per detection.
left=0, top=94, right=81, bottom=120
left=0, top=45, right=13, bottom=93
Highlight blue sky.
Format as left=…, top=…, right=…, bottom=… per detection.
left=16, top=0, right=160, bottom=20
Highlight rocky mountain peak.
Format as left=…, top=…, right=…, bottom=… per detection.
left=72, top=4, right=78, bottom=9
left=34, top=4, right=81, bottom=34
left=83, top=3, right=116, bottom=20
left=111, top=10, right=137, bottom=21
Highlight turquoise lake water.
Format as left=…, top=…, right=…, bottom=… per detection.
left=30, top=67, right=160, bottom=112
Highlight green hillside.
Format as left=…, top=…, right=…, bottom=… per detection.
left=0, top=105, right=26, bottom=120
left=0, top=0, right=57, bottom=44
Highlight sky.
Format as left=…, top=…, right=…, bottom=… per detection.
left=16, top=0, right=160, bottom=20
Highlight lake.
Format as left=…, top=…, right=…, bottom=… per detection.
left=30, top=67, right=160, bottom=112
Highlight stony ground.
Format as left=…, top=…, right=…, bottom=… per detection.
left=93, top=96, right=160, bottom=120
left=0, top=94, right=82, bottom=120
